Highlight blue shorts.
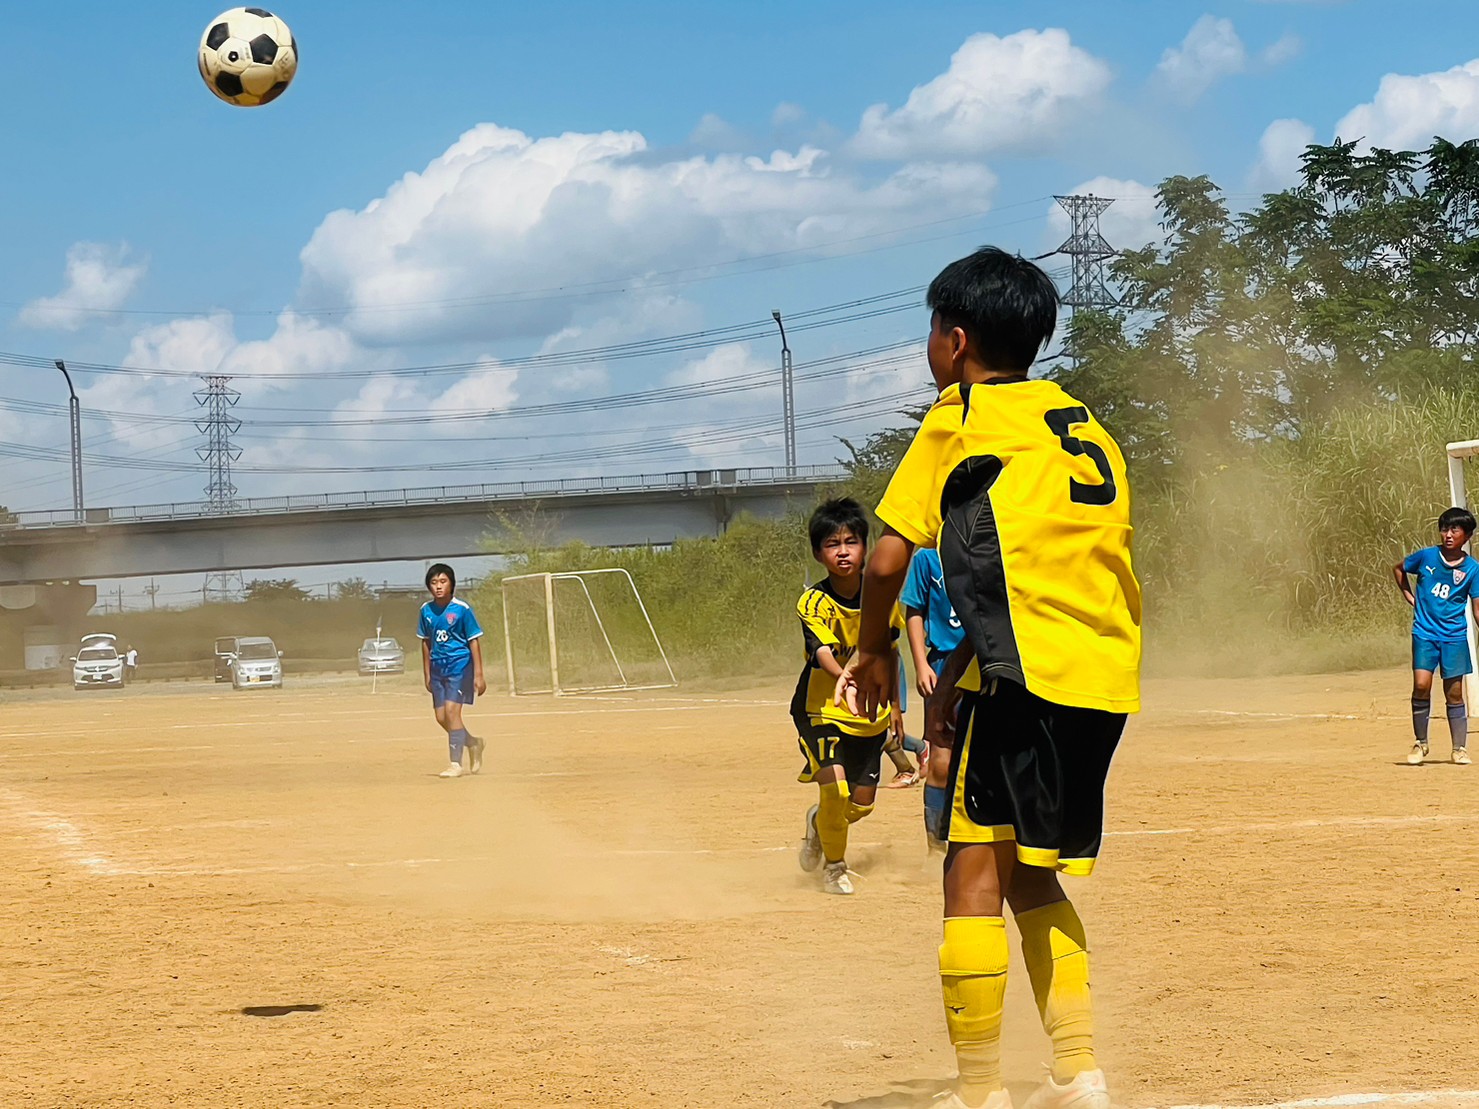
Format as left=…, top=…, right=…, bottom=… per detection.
left=1413, top=636, right=1472, bottom=678
left=430, top=667, right=475, bottom=707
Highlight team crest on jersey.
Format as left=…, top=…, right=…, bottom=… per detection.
left=446, top=611, right=459, bottom=625
left=1456, top=570, right=1467, bottom=585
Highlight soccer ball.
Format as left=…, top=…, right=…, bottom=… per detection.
left=198, top=7, right=298, bottom=108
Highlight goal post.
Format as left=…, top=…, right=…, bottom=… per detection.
left=500, top=568, right=678, bottom=696
left=1445, top=439, right=1479, bottom=703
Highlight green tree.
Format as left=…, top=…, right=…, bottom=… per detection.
left=333, top=577, right=377, bottom=602
left=245, top=578, right=312, bottom=602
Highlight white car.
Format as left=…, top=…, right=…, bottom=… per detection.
left=231, top=636, right=283, bottom=690
left=72, top=634, right=125, bottom=690
left=358, top=637, right=405, bottom=675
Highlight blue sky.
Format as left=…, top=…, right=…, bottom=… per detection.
left=4, top=0, right=1479, bottom=599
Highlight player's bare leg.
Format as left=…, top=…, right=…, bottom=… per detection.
left=1442, top=674, right=1469, bottom=764
left=1410, top=669, right=1434, bottom=764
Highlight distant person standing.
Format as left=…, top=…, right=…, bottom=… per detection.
left=417, top=563, right=486, bottom=778
left=901, top=547, right=965, bottom=848
left=1394, top=507, right=1479, bottom=766
left=124, top=645, right=139, bottom=683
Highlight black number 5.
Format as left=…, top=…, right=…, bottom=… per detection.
left=1044, top=406, right=1117, bottom=506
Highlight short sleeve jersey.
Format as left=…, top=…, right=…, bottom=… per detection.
left=1403, top=546, right=1479, bottom=642
left=876, top=379, right=1141, bottom=714
left=900, top=547, right=965, bottom=660
left=791, top=579, right=905, bottom=736
left=417, top=597, right=483, bottom=675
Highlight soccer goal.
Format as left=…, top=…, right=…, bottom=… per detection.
left=500, top=568, right=678, bottom=696
left=1446, top=439, right=1479, bottom=699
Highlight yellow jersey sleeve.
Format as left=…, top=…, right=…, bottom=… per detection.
left=796, top=589, right=840, bottom=659
left=875, top=387, right=965, bottom=548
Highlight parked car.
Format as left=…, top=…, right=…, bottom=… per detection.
left=357, top=637, right=405, bottom=676
left=72, top=635, right=125, bottom=690
left=213, top=636, right=240, bottom=683
left=231, top=637, right=283, bottom=690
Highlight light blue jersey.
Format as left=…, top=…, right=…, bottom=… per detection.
left=900, top=547, right=965, bottom=664
left=417, top=597, right=484, bottom=675
left=1404, top=546, right=1479, bottom=642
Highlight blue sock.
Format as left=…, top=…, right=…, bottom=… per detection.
left=448, top=729, right=468, bottom=762
left=1447, top=702, right=1467, bottom=749
left=924, top=785, right=949, bottom=840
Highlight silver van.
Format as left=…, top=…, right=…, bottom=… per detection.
left=231, top=637, right=283, bottom=690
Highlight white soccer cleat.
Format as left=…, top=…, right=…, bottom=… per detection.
left=933, top=1088, right=1015, bottom=1109
left=1022, top=1068, right=1111, bottom=1109
left=1408, top=743, right=1429, bottom=765
left=799, top=803, right=823, bottom=872
left=438, top=762, right=463, bottom=778
left=822, top=860, right=853, bottom=895
left=468, top=736, right=485, bottom=774
left=1455, top=747, right=1472, bottom=766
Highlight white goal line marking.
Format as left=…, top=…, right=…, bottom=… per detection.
left=1185, top=710, right=1363, bottom=721
left=1146, top=1091, right=1479, bottom=1109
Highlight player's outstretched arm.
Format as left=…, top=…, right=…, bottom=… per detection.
left=1394, top=561, right=1416, bottom=607
left=841, top=527, right=914, bottom=722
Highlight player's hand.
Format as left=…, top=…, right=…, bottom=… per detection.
left=916, top=666, right=937, bottom=699
left=835, top=648, right=895, bottom=722
left=474, top=673, right=487, bottom=696
left=923, top=694, right=957, bottom=750
left=424, top=676, right=433, bottom=693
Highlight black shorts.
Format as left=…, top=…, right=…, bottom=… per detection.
left=795, top=718, right=887, bottom=789
left=946, top=679, right=1125, bottom=875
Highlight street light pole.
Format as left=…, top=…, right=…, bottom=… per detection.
left=54, top=359, right=83, bottom=523
left=770, top=310, right=796, bottom=476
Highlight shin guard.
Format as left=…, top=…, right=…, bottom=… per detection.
left=939, top=916, right=1009, bottom=1101
left=816, top=780, right=850, bottom=863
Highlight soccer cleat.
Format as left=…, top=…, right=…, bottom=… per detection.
left=1022, top=1068, right=1110, bottom=1109
left=468, top=735, right=485, bottom=774
left=799, top=803, right=823, bottom=872
left=1408, top=743, right=1429, bottom=765
left=822, top=860, right=854, bottom=895
left=438, top=762, right=463, bottom=778
left=1455, top=747, right=1472, bottom=766
left=933, top=1089, right=1015, bottom=1109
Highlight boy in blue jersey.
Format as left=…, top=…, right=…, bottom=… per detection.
left=417, top=563, right=487, bottom=778
left=901, top=547, right=966, bottom=848
left=1394, top=507, right=1479, bottom=766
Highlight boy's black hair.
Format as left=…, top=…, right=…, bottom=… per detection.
left=809, top=497, right=869, bottom=552
left=927, top=245, right=1060, bottom=371
left=425, top=562, right=456, bottom=593
left=1439, top=507, right=1477, bottom=535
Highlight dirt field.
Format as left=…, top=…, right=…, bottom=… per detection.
left=1, top=668, right=1477, bottom=1108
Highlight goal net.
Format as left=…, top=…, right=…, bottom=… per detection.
left=500, top=568, right=678, bottom=696
left=1447, top=439, right=1479, bottom=700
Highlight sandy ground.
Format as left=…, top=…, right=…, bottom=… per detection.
left=1, top=668, right=1477, bottom=1108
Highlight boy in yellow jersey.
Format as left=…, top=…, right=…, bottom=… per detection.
left=837, top=247, right=1141, bottom=1109
left=793, top=497, right=905, bottom=895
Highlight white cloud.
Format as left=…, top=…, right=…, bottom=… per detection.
left=850, top=29, right=1111, bottom=160
left=19, top=242, right=147, bottom=331
left=1335, top=59, right=1479, bottom=150
left=296, top=122, right=994, bottom=348
left=1154, top=15, right=1247, bottom=101
left=1247, top=118, right=1316, bottom=193
left=1261, top=33, right=1302, bottom=67
left=771, top=101, right=806, bottom=128
left=1046, top=178, right=1162, bottom=254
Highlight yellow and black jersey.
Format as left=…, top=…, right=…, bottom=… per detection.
left=876, top=379, right=1141, bottom=714
left=790, top=579, right=905, bottom=736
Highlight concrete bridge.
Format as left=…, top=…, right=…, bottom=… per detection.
left=0, top=466, right=848, bottom=585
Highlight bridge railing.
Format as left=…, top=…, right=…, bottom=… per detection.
left=3, top=465, right=850, bottom=530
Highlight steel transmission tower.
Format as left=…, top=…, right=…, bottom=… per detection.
left=1054, top=194, right=1118, bottom=312
left=195, top=375, right=244, bottom=603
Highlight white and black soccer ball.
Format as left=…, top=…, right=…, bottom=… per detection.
left=198, top=7, right=298, bottom=108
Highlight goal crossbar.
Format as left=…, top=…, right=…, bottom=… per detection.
left=500, top=568, right=678, bottom=696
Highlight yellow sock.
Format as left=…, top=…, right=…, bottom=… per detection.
left=816, top=780, right=850, bottom=863
left=844, top=799, right=874, bottom=824
left=1017, top=900, right=1097, bottom=1084
left=939, top=916, right=1009, bottom=1103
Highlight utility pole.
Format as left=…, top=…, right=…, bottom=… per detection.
left=196, top=375, right=245, bottom=603
left=144, top=579, right=159, bottom=610
left=770, top=310, right=796, bottom=476
left=54, top=360, right=84, bottom=523
left=1053, top=194, right=1119, bottom=366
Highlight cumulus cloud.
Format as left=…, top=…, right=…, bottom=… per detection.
left=1045, top=178, right=1162, bottom=255
left=850, top=29, right=1111, bottom=160
left=1155, top=15, right=1247, bottom=101
left=1261, top=33, right=1302, bottom=67
left=19, top=242, right=147, bottom=331
left=296, top=123, right=995, bottom=348
left=1335, top=59, right=1479, bottom=150
left=1247, top=118, right=1317, bottom=193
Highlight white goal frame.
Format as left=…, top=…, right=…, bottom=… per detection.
left=500, top=568, right=678, bottom=696
left=1446, top=439, right=1479, bottom=702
